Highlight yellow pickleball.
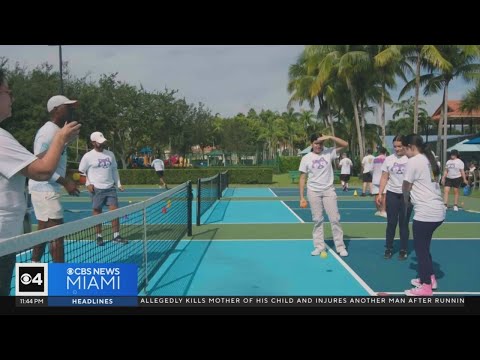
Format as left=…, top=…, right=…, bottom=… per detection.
left=167, top=200, right=171, bottom=208
left=72, top=173, right=80, bottom=181
left=320, top=251, right=328, bottom=259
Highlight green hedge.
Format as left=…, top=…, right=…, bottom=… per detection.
left=118, top=167, right=273, bottom=185
left=279, top=156, right=301, bottom=173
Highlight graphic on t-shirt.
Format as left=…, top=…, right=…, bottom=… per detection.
left=312, top=157, right=328, bottom=169
left=98, top=158, right=112, bottom=169
left=447, top=163, right=456, bottom=169
left=391, top=162, right=406, bottom=175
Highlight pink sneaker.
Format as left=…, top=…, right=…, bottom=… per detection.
left=411, top=275, right=437, bottom=290
left=405, top=283, right=433, bottom=296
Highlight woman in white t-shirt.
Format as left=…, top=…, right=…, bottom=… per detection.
left=299, top=133, right=349, bottom=257
left=441, top=149, right=468, bottom=211
left=376, top=135, right=412, bottom=260
left=402, top=134, right=445, bottom=296
left=0, top=69, right=81, bottom=295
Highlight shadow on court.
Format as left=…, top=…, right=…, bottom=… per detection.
left=146, top=228, right=218, bottom=295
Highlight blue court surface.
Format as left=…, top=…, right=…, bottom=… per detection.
left=337, top=239, right=480, bottom=295
left=223, top=188, right=276, bottom=197
left=271, top=187, right=360, bottom=197
left=201, top=200, right=301, bottom=224
left=144, top=239, right=372, bottom=296
left=283, top=200, right=480, bottom=223
left=50, top=198, right=480, bottom=225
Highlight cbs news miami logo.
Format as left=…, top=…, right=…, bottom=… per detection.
left=15, top=263, right=137, bottom=296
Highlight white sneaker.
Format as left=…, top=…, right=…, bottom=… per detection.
left=338, top=249, right=348, bottom=257
left=379, top=211, right=387, bottom=218
left=453, top=205, right=459, bottom=211
left=374, top=211, right=381, bottom=216
left=311, top=248, right=321, bottom=256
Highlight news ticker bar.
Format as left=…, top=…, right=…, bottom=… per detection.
left=15, top=296, right=466, bottom=307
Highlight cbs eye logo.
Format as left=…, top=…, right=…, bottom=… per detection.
left=16, top=263, right=48, bottom=296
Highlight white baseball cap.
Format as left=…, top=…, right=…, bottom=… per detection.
left=90, top=131, right=107, bottom=144
left=47, top=95, right=77, bottom=112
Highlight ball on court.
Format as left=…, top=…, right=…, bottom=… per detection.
left=72, top=173, right=80, bottom=181
left=129, top=201, right=132, bottom=203
left=320, top=251, right=328, bottom=259
left=300, top=199, right=308, bottom=208
left=167, top=200, right=171, bottom=208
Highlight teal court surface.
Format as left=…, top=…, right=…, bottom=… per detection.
left=25, top=186, right=480, bottom=296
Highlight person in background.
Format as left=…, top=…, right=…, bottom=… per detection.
left=299, top=133, right=349, bottom=257
left=0, top=68, right=80, bottom=295
left=338, top=153, right=353, bottom=191
left=29, top=95, right=80, bottom=263
left=361, top=149, right=375, bottom=196
left=151, top=155, right=168, bottom=189
left=371, top=147, right=387, bottom=217
left=441, top=150, right=468, bottom=211
left=376, top=135, right=412, bottom=260
left=466, top=161, right=476, bottom=187
left=402, top=134, right=445, bottom=296
left=79, top=131, right=126, bottom=246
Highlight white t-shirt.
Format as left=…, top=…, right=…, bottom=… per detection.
left=151, top=159, right=164, bottom=171
left=362, top=154, right=375, bottom=173
left=372, top=154, right=386, bottom=186
left=339, top=157, right=353, bottom=175
left=404, top=154, right=445, bottom=222
left=29, top=121, right=66, bottom=193
left=445, top=158, right=464, bottom=179
left=299, top=147, right=337, bottom=192
left=381, top=154, right=409, bottom=194
left=0, top=128, right=37, bottom=224
left=79, top=149, right=121, bottom=190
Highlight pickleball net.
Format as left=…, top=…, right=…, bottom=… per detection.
left=0, top=181, right=193, bottom=295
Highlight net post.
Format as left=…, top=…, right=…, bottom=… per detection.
left=196, top=178, right=201, bottom=226
left=187, top=180, right=193, bottom=236
left=217, top=172, right=221, bottom=200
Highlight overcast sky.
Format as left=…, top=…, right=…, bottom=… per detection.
left=0, top=45, right=470, bottom=122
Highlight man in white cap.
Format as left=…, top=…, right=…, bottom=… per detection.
left=29, top=95, right=81, bottom=263
left=79, top=131, right=126, bottom=245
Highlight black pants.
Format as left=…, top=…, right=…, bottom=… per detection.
left=413, top=220, right=443, bottom=284
left=385, top=191, right=413, bottom=251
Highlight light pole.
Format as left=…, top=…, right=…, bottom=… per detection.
left=48, top=45, right=64, bottom=95
left=58, top=45, right=64, bottom=95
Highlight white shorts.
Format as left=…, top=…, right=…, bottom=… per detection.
left=371, top=184, right=387, bottom=195
left=30, top=191, right=63, bottom=222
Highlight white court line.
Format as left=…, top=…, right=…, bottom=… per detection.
left=325, top=245, right=376, bottom=296
left=466, top=209, right=480, bottom=213
left=268, top=188, right=278, bottom=197
left=181, top=238, right=376, bottom=296
left=280, top=200, right=304, bottom=223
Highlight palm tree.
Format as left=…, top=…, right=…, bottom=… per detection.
left=423, top=45, right=480, bottom=163
left=305, top=45, right=372, bottom=159
left=461, top=80, right=480, bottom=112
left=379, top=45, right=451, bottom=134
left=372, top=45, right=410, bottom=146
